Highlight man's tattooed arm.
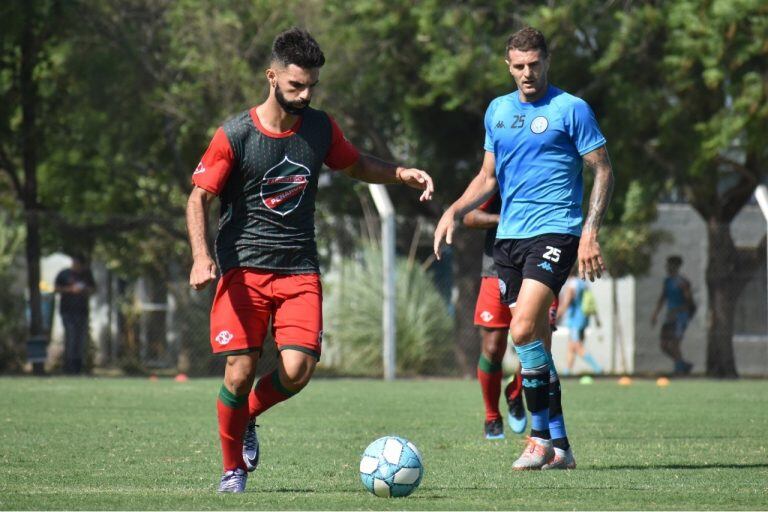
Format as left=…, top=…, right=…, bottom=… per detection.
left=582, top=146, right=614, bottom=234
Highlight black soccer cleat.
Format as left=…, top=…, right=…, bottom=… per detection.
left=484, top=418, right=505, bottom=440
left=242, top=420, right=260, bottom=472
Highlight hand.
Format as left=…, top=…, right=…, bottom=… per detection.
left=577, top=229, right=605, bottom=281
left=396, top=168, right=434, bottom=202
left=189, top=256, right=217, bottom=290
left=433, top=208, right=457, bottom=260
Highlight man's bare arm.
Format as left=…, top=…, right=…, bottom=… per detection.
left=578, top=146, right=614, bottom=281
left=433, top=151, right=498, bottom=258
left=339, top=154, right=434, bottom=202
left=186, top=186, right=218, bottom=290
left=463, top=208, right=499, bottom=230
left=582, top=146, right=614, bottom=234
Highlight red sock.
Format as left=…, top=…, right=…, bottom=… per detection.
left=217, top=386, right=249, bottom=471
left=249, top=370, right=295, bottom=419
left=505, top=371, right=522, bottom=402
left=478, top=355, right=502, bottom=421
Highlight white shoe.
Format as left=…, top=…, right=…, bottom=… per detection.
left=218, top=468, right=247, bottom=493
left=512, top=437, right=554, bottom=470
left=542, top=446, right=576, bottom=470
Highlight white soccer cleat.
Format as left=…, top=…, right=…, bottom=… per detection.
left=542, top=446, right=576, bottom=470
left=512, top=437, right=554, bottom=470
left=218, top=468, right=247, bottom=493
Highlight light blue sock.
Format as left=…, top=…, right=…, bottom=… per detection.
left=583, top=353, right=603, bottom=373
left=547, top=351, right=567, bottom=441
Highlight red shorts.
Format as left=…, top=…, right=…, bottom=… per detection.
left=474, top=277, right=560, bottom=330
left=474, top=277, right=512, bottom=328
left=209, top=268, right=322, bottom=359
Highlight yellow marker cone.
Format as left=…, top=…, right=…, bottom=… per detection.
left=656, top=377, right=670, bottom=387
left=617, top=376, right=632, bottom=386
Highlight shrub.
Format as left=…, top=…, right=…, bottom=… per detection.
left=324, top=243, right=454, bottom=376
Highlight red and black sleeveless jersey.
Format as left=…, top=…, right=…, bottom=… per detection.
left=192, top=107, right=360, bottom=274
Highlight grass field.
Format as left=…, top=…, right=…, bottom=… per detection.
left=1, top=376, right=767, bottom=510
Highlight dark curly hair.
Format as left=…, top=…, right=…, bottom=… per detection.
left=271, top=27, right=325, bottom=69
left=506, top=27, right=548, bottom=58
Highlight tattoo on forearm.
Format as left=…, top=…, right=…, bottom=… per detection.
left=583, top=147, right=614, bottom=233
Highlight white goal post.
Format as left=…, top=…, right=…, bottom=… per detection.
left=368, top=184, right=396, bottom=380
left=754, top=184, right=768, bottom=340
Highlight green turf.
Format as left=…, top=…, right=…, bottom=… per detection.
left=0, top=376, right=766, bottom=510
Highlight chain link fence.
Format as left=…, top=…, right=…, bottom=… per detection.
left=1, top=203, right=766, bottom=377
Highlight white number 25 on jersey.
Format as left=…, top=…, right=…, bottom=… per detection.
left=543, top=246, right=561, bottom=263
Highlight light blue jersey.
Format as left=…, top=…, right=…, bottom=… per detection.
left=484, top=85, right=606, bottom=239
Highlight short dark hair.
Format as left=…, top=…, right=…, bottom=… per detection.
left=506, top=27, right=548, bottom=57
left=271, top=27, right=325, bottom=69
left=667, top=255, right=683, bottom=266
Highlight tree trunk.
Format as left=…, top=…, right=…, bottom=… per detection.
left=21, top=1, right=43, bottom=339
left=704, top=219, right=740, bottom=378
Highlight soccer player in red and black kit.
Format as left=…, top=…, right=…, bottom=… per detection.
left=464, top=193, right=558, bottom=440
left=186, top=28, right=434, bottom=493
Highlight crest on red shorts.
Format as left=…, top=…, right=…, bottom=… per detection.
left=261, top=156, right=310, bottom=216
left=215, top=330, right=234, bottom=346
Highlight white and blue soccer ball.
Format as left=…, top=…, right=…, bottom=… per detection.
left=359, top=436, right=423, bottom=498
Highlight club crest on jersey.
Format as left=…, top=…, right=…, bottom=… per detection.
left=261, top=156, right=310, bottom=216
left=530, top=116, right=548, bottom=134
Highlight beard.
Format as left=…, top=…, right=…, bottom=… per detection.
left=275, top=84, right=310, bottom=115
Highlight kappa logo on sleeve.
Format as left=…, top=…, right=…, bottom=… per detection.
left=194, top=162, right=207, bottom=175
left=260, top=156, right=311, bottom=216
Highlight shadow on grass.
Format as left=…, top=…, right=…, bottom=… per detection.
left=590, top=462, right=768, bottom=470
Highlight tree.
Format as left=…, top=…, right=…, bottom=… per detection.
left=596, top=0, right=768, bottom=377
left=0, top=0, right=71, bottom=341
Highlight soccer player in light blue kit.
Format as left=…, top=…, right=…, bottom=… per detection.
left=434, top=27, right=614, bottom=470
left=651, top=255, right=695, bottom=374
left=558, top=270, right=603, bottom=375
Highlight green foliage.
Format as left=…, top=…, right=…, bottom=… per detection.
left=0, top=211, right=26, bottom=371
left=601, top=182, right=669, bottom=278
left=324, top=243, right=453, bottom=376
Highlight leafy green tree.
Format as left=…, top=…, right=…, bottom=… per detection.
left=0, top=0, right=72, bottom=341
left=597, top=0, right=768, bottom=377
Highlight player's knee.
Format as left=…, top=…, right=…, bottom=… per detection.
left=482, top=330, right=507, bottom=360
left=224, top=355, right=258, bottom=393
left=282, top=367, right=313, bottom=391
left=510, top=317, right=536, bottom=345
left=280, top=353, right=317, bottom=391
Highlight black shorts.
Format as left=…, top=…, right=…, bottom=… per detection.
left=493, top=233, right=579, bottom=306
